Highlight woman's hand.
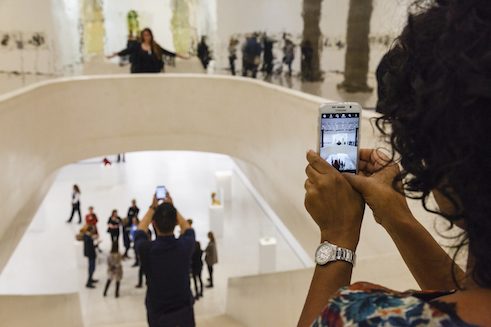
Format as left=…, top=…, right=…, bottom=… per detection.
left=343, top=149, right=413, bottom=230
left=305, top=150, right=365, bottom=249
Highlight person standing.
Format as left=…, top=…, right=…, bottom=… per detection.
left=135, top=192, right=195, bottom=327
left=85, top=206, right=99, bottom=235
left=130, top=217, right=141, bottom=267
left=123, top=199, right=139, bottom=259
left=107, top=210, right=122, bottom=244
left=191, top=241, right=204, bottom=300
left=135, top=228, right=152, bottom=288
left=84, top=225, right=98, bottom=288
left=228, top=37, right=239, bottom=76
left=262, top=34, right=275, bottom=77
left=205, top=231, right=218, bottom=288
left=85, top=206, right=102, bottom=253
left=197, top=36, right=211, bottom=71
left=108, top=28, right=186, bottom=74
left=242, top=34, right=262, bottom=78
left=283, top=38, right=295, bottom=77
left=103, top=242, right=123, bottom=298
left=67, top=185, right=82, bottom=224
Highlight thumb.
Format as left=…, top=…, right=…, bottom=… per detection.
left=343, top=173, right=370, bottom=194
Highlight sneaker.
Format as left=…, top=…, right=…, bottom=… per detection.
left=86, top=283, right=95, bottom=289
left=135, top=284, right=143, bottom=288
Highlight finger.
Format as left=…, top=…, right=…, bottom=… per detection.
left=359, top=148, right=392, bottom=173
left=343, top=173, right=370, bottom=195
left=358, top=159, right=370, bottom=172
left=306, top=150, right=337, bottom=174
left=359, top=149, right=376, bottom=163
left=304, top=178, right=315, bottom=191
left=305, top=165, right=321, bottom=182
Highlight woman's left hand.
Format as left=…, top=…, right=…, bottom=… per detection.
left=304, top=150, right=365, bottom=249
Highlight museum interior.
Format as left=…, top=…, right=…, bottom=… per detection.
left=1, top=0, right=486, bottom=326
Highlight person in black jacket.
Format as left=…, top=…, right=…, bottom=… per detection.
left=108, top=27, right=187, bottom=73
left=191, top=241, right=204, bottom=300
left=197, top=36, right=211, bottom=70
left=107, top=210, right=122, bottom=244
left=135, top=193, right=195, bottom=327
left=123, top=199, right=139, bottom=259
left=84, top=225, right=98, bottom=288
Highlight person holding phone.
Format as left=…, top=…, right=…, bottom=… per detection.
left=135, top=191, right=195, bottom=327
left=298, top=1, right=491, bottom=326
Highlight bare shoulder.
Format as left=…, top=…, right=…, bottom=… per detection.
left=436, top=289, right=491, bottom=326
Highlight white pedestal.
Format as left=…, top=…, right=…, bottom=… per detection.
left=209, top=205, right=225, bottom=238
left=259, top=237, right=277, bottom=274
left=215, top=171, right=232, bottom=203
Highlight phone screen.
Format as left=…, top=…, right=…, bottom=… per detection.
left=320, top=112, right=360, bottom=173
left=156, top=185, right=167, bottom=200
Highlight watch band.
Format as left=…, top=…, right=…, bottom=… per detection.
left=315, top=241, right=356, bottom=266
left=335, top=246, right=356, bottom=266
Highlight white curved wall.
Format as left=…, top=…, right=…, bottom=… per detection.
left=0, top=74, right=341, bottom=272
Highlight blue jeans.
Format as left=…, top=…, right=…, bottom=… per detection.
left=87, top=257, right=96, bottom=283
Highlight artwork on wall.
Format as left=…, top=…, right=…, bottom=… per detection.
left=171, top=0, right=199, bottom=54
left=26, top=32, right=48, bottom=50
left=127, top=10, right=140, bottom=37
left=0, top=31, right=47, bottom=51
left=81, top=0, right=105, bottom=57
left=0, top=32, right=12, bottom=50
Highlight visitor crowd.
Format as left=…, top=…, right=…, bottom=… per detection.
left=68, top=184, right=219, bottom=319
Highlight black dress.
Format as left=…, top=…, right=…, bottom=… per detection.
left=118, top=42, right=176, bottom=73
left=107, top=216, right=122, bottom=243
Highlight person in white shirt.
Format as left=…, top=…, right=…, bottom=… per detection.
left=67, top=184, right=82, bottom=224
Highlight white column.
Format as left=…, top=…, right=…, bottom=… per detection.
left=208, top=204, right=225, bottom=237
left=259, top=237, right=277, bottom=274
left=215, top=170, right=232, bottom=203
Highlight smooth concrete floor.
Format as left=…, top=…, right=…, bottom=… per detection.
left=0, top=151, right=304, bottom=327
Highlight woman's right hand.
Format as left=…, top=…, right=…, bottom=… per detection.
left=343, top=149, right=414, bottom=230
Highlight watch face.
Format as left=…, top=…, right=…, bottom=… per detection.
left=315, top=243, right=336, bottom=265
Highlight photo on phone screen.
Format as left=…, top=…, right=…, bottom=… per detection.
left=156, top=185, right=167, bottom=200
left=320, top=112, right=360, bottom=173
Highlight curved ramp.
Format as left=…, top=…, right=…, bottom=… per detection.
left=0, top=74, right=339, bottom=272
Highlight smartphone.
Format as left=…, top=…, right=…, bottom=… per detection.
left=318, top=102, right=361, bottom=174
left=156, top=185, right=167, bottom=200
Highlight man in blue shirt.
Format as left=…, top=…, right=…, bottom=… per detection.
left=135, top=193, right=195, bottom=327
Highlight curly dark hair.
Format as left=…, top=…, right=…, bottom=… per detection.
left=376, top=0, right=491, bottom=288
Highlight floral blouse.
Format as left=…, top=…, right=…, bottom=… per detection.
left=312, top=282, right=476, bottom=327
